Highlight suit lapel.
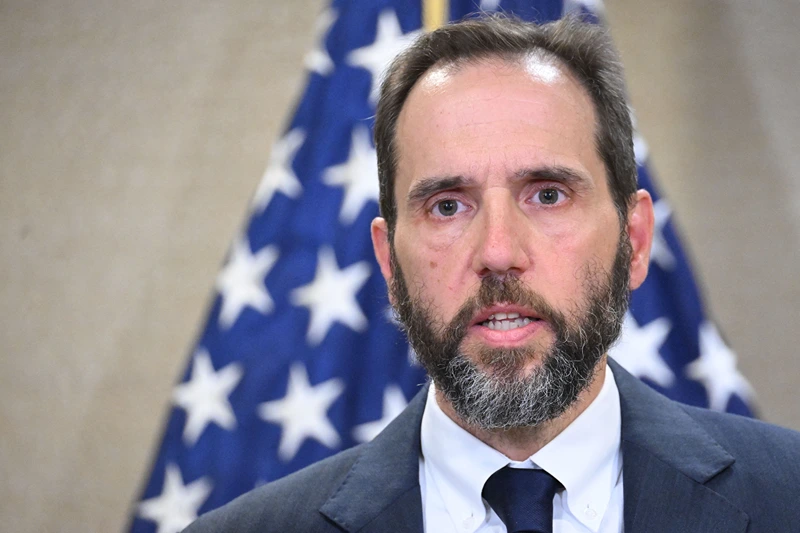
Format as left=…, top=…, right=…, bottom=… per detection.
left=610, top=359, right=749, bottom=533
left=320, top=383, right=428, bottom=533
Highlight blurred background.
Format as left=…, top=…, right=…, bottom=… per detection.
left=1, top=0, right=798, bottom=531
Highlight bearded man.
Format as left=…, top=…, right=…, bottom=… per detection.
left=185, top=14, right=800, bottom=533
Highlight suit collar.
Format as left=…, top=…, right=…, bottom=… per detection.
left=320, top=382, right=428, bottom=533
left=609, top=359, right=749, bottom=532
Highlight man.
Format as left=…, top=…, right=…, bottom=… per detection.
left=185, top=14, right=800, bottom=533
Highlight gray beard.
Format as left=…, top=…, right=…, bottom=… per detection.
left=389, top=234, right=631, bottom=431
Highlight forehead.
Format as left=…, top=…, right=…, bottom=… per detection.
left=394, top=56, right=601, bottom=193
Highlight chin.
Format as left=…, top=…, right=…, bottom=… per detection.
left=468, top=344, right=551, bottom=382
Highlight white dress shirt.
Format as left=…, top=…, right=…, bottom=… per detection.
left=419, top=364, right=623, bottom=533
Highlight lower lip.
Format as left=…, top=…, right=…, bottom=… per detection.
left=467, top=320, right=546, bottom=346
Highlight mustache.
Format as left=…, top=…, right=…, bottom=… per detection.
left=448, top=275, right=568, bottom=340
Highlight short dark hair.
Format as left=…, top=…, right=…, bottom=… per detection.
left=374, top=14, right=636, bottom=238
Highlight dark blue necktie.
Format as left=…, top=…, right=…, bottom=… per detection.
left=482, top=466, right=562, bottom=533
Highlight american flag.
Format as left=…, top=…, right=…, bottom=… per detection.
left=128, top=1, right=755, bottom=531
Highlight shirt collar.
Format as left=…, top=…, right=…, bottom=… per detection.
left=530, top=364, right=622, bottom=526
left=420, top=364, right=622, bottom=531
left=421, top=382, right=508, bottom=530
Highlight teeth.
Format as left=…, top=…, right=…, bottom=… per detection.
left=485, top=317, right=532, bottom=330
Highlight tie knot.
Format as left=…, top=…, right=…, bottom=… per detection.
left=482, top=466, right=562, bottom=533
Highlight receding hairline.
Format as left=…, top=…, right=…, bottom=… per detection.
left=410, top=47, right=580, bottom=90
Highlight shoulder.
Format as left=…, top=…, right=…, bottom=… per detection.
left=679, top=403, right=800, bottom=519
left=612, top=357, right=800, bottom=474
left=683, top=404, right=800, bottom=455
left=682, top=404, right=800, bottom=470
left=182, top=445, right=363, bottom=533
left=612, top=358, right=800, bottom=520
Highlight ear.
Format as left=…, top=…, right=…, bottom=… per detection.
left=627, top=189, right=655, bottom=290
left=371, top=217, right=394, bottom=291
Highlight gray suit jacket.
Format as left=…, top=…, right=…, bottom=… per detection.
left=185, top=360, right=800, bottom=532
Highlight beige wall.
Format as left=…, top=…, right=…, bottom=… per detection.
left=1, top=1, right=798, bottom=531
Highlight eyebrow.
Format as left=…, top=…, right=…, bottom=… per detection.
left=514, top=165, right=591, bottom=187
left=406, top=175, right=475, bottom=207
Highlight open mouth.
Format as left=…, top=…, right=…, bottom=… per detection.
left=478, top=312, right=541, bottom=331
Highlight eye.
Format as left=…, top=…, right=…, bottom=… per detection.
left=533, top=187, right=566, bottom=206
left=433, top=198, right=464, bottom=217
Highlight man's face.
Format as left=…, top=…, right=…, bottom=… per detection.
left=371, top=56, right=652, bottom=429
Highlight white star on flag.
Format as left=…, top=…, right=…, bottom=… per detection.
left=304, top=8, right=337, bottom=76
left=252, top=128, right=306, bottom=213
left=650, top=199, right=676, bottom=270
left=687, top=322, right=755, bottom=411
left=346, top=9, right=421, bottom=105
left=172, top=349, right=243, bottom=446
left=290, top=246, right=371, bottom=345
left=323, top=125, right=380, bottom=225
left=215, top=237, right=279, bottom=329
left=137, top=464, right=212, bottom=533
left=479, top=0, right=502, bottom=11
left=610, top=312, right=674, bottom=387
left=258, top=363, right=345, bottom=461
left=352, top=385, right=408, bottom=443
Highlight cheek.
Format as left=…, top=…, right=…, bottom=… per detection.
left=394, top=234, right=442, bottom=287
left=396, top=218, right=469, bottom=276
left=413, top=218, right=470, bottom=253
left=394, top=232, right=467, bottom=308
left=530, top=216, right=619, bottom=288
left=533, top=218, right=584, bottom=264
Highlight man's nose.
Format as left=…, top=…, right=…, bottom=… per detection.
left=471, top=195, right=533, bottom=277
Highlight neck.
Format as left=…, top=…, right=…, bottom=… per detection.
left=435, top=357, right=607, bottom=461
